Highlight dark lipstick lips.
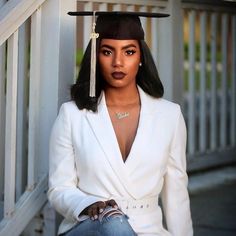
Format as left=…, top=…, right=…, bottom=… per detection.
left=111, top=72, right=126, bottom=79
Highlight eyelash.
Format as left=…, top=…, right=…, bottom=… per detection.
left=125, top=50, right=136, bottom=55
left=101, top=49, right=136, bottom=56
left=101, top=50, right=112, bottom=56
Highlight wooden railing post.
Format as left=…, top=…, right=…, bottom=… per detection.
left=0, top=0, right=7, bottom=206
left=37, top=0, right=76, bottom=234
left=4, top=30, right=18, bottom=219
left=37, top=0, right=76, bottom=179
left=16, top=20, right=30, bottom=201
left=157, top=0, right=184, bottom=105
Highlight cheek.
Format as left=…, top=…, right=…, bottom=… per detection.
left=99, top=58, right=110, bottom=75
left=128, top=53, right=141, bottom=74
left=129, top=60, right=140, bottom=74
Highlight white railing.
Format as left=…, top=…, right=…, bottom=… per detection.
left=74, top=1, right=235, bottom=174
left=1, top=0, right=235, bottom=234
left=0, top=0, right=76, bottom=235
left=182, top=1, right=236, bottom=170
left=0, top=1, right=47, bottom=234
left=0, top=0, right=46, bottom=46
left=0, top=0, right=6, bottom=221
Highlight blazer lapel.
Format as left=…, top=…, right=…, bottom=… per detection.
left=124, top=87, right=164, bottom=171
left=86, top=92, right=137, bottom=198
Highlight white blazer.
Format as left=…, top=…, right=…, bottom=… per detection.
left=48, top=87, right=193, bottom=236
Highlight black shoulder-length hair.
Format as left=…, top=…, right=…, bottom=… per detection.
left=71, top=39, right=164, bottom=112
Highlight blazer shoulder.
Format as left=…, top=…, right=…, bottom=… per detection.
left=155, top=98, right=181, bottom=116
left=55, top=101, right=88, bottom=126
left=60, top=101, right=78, bottom=111
left=59, top=101, right=85, bottom=116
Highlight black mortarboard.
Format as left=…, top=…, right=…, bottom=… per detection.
left=68, top=11, right=169, bottom=97
left=68, top=11, right=169, bottom=39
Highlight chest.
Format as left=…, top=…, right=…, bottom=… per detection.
left=108, top=106, right=140, bottom=162
left=72, top=110, right=173, bottom=179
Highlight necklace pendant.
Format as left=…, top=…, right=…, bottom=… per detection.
left=116, top=112, right=129, bottom=119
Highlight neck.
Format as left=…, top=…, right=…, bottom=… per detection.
left=104, top=85, right=140, bottom=106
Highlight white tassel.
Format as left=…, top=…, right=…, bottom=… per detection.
left=89, top=12, right=99, bottom=97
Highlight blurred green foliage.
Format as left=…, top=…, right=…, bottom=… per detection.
left=184, top=42, right=222, bottom=62
left=76, top=49, right=84, bottom=66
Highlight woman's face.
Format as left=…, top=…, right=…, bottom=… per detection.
left=98, top=39, right=141, bottom=89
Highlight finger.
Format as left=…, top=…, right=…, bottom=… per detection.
left=97, top=201, right=106, bottom=214
left=106, top=199, right=118, bottom=209
left=87, top=204, right=98, bottom=220
left=91, top=205, right=99, bottom=220
left=87, top=206, right=93, bottom=218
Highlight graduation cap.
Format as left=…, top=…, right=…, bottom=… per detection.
left=68, top=11, right=169, bottom=97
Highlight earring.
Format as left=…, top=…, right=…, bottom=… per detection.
left=139, top=62, right=142, bottom=67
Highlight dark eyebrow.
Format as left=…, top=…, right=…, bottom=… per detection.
left=100, top=44, right=137, bottom=50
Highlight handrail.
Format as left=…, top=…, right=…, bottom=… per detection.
left=1, top=0, right=76, bottom=234
left=0, top=0, right=47, bottom=46
left=182, top=0, right=236, bottom=12
left=77, top=0, right=168, bottom=7
left=0, top=175, right=48, bottom=236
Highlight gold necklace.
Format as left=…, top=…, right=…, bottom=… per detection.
left=108, top=107, right=130, bottom=120
left=107, top=96, right=140, bottom=120
left=115, top=111, right=129, bottom=119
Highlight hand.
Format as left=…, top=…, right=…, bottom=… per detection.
left=82, top=199, right=119, bottom=220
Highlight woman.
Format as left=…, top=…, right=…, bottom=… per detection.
left=48, top=12, right=193, bottom=236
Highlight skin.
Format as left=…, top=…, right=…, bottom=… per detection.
left=99, top=39, right=141, bottom=161
left=83, top=39, right=141, bottom=220
left=99, top=39, right=141, bottom=92
left=82, top=199, right=119, bottom=220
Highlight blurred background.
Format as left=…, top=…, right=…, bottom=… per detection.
left=0, top=0, right=235, bottom=235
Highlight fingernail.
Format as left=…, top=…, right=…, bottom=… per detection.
left=99, top=208, right=104, bottom=213
left=94, top=215, right=98, bottom=220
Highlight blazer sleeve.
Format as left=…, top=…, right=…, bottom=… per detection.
left=47, top=104, right=102, bottom=222
left=161, top=106, right=193, bottom=236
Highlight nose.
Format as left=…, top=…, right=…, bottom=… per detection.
left=112, top=52, right=123, bottom=67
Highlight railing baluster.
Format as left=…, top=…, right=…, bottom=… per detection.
left=83, top=2, right=93, bottom=51
left=210, top=13, right=217, bottom=150
left=126, top=4, right=135, bottom=11
left=112, top=4, right=122, bottom=11
left=188, top=10, right=196, bottom=155
left=4, top=30, right=18, bottom=218
left=0, top=42, right=6, bottom=202
left=16, top=20, right=30, bottom=200
left=28, top=8, right=42, bottom=189
left=231, top=15, right=236, bottom=146
left=220, top=14, right=228, bottom=148
left=151, top=7, right=159, bottom=65
left=98, top=2, right=107, bottom=11
left=199, top=11, right=207, bottom=152
left=139, top=6, right=148, bottom=36
left=0, top=0, right=7, bottom=206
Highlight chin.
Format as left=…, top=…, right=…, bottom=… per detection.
left=103, top=77, right=136, bottom=89
left=108, top=82, right=136, bottom=91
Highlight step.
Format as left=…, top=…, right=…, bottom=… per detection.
left=188, top=166, right=236, bottom=195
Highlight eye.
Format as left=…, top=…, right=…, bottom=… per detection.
left=125, top=49, right=136, bottom=56
left=101, top=49, right=112, bottom=56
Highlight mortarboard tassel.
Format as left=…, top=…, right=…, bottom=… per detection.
left=89, top=11, right=99, bottom=97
